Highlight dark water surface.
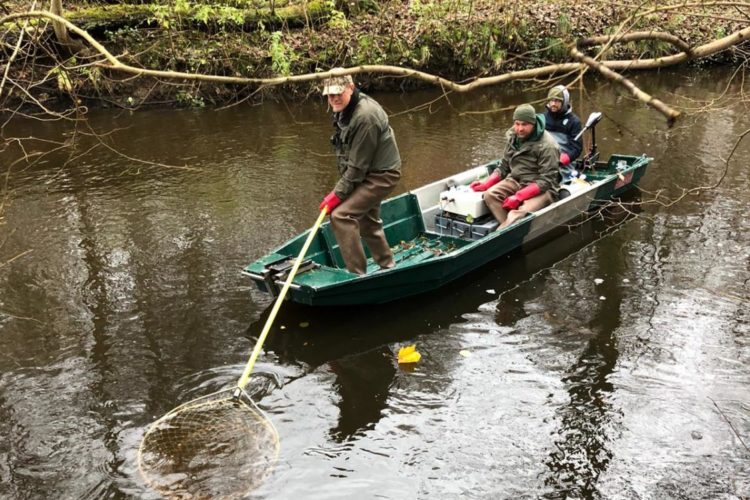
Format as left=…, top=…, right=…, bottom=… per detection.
left=1, top=68, right=748, bottom=499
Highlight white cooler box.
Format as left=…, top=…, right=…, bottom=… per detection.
left=439, top=186, right=489, bottom=218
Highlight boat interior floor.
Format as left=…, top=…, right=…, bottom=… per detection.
left=365, top=233, right=469, bottom=274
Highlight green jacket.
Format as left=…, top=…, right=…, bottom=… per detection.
left=493, top=114, right=560, bottom=196
left=331, top=92, right=401, bottom=198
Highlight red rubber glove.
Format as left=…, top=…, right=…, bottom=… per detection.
left=319, top=191, right=342, bottom=213
left=560, top=152, right=571, bottom=166
left=470, top=172, right=501, bottom=192
left=502, top=183, right=541, bottom=210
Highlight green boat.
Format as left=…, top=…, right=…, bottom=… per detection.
left=243, top=113, right=652, bottom=306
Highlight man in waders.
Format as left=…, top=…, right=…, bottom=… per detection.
left=318, top=70, right=402, bottom=275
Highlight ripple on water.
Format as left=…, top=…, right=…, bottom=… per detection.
left=3, top=70, right=750, bottom=500
left=0, top=365, right=129, bottom=498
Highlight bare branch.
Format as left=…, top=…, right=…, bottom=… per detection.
left=710, top=396, right=750, bottom=453
left=631, top=1, right=750, bottom=19
left=0, top=248, right=33, bottom=270
left=578, top=31, right=693, bottom=54
left=570, top=47, right=681, bottom=124
left=0, top=2, right=36, bottom=98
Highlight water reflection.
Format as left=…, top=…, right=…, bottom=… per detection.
left=542, top=243, right=626, bottom=498
left=250, top=305, right=407, bottom=442
left=327, top=349, right=396, bottom=442
left=1, top=67, right=749, bottom=499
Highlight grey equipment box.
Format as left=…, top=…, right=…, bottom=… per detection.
left=434, top=213, right=498, bottom=240
left=434, top=214, right=453, bottom=233
left=469, top=218, right=499, bottom=238
left=452, top=220, right=472, bottom=239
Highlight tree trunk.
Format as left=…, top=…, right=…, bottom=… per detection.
left=49, top=0, right=84, bottom=52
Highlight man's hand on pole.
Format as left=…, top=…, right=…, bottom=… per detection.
left=319, top=191, right=342, bottom=213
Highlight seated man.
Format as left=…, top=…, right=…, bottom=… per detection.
left=470, top=104, right=560, bottom=229
left=544, top=85, right=583, bottom=166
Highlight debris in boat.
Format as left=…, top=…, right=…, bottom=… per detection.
left=397, top=344, right=421, bottom=364
left=459, top=350, right=471, bottom=357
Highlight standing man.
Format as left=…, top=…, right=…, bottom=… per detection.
left=471, top=103, right=560, bottom=228
left=319, top=70, right=401, bottom=275
left=544, top=84, right=583, bottom=166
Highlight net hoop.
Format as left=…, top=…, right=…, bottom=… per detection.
left=137, top=388, right=280, bottom=499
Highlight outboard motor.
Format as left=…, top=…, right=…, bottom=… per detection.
left=574, top=111, right=603, bottom=170
left=559, top=112, right=603, bottom=199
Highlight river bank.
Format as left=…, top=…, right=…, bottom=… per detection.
left=1, top=0, right=748, bottom=108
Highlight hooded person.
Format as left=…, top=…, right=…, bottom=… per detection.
left=544, top=85, right=583, bottom=166
left=470, top=103, right=560, bottom=228
left=318, top=69, right=402, bottom=275
left=544, top=85, right=583, bottom=165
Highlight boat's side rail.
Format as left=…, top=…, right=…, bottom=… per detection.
left=508, top=154, right=652, bottom=244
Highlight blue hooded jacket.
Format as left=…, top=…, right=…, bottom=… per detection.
left=543, top=85, right=583, bottom=160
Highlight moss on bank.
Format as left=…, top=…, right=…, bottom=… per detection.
left=63, top=1, right=330, bottom=33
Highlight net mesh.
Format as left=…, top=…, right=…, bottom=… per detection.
left=138, top=388, right=279, bottom=499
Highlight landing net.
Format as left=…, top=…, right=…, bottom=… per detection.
left=137, top=388, right=279, bottom=499
left=138, top=209, right=327, bottom=498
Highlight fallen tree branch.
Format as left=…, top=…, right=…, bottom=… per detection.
left=610, top=24, right=750, bottom=69
left=570, top=47, right=681, bottom=124
left=2, top=10, right=749, bottom=126
left=630, top=1, right=750, bottom=19
left=0, top=248, right=33, bottom=269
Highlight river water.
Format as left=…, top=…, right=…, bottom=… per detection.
left=1, top=67, right=748, bottom=499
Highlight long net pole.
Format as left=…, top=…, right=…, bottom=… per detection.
left=236, top=208, right=328, bottom=392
